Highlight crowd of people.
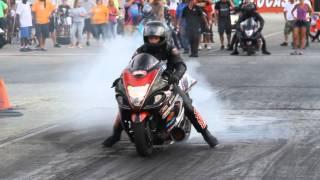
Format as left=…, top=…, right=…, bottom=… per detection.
left=280, top=0, right=316, bottom=55
left=0, top=0, right=318, bottom=55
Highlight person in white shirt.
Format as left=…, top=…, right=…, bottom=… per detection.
left=280, top=0, right=296, bottom=46
left=16, top=0, right=33, bottom=51
left=69, top=0, right=87, bottom=48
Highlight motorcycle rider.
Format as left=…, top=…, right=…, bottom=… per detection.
left=227, top=0, right=255, bottom=51
left=103, top=21, right=219, bottom=148
left=231, top=2, right=271, bottom=55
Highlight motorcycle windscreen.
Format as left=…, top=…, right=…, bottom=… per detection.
left=123, top=53, right=161, bottom=108
left=127, top=53, right=160, bottom=72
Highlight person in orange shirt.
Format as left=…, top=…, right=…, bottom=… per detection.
left=91, top=0, right=109, bottom=40
left=32, top=0, right=55, bottom=51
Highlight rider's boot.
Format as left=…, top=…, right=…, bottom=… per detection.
left=261, top=37, right=271, bottom=55
left=102, top=114, right=123, bottom=147
left=187, top=107, right=220, bottom=148
left=231, top=50, right=239, bottom=55
left=231, top=42, right=239, bottom=55
left=262, top=48, right=271, bottom=55
left=201, top=128, right=219, bottom=148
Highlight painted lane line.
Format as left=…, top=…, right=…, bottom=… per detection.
left=0, top=124, right=58, bottom=148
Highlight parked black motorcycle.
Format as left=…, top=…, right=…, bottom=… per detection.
left=236, top=17, right=261, bottom=56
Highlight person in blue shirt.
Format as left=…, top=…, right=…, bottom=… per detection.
left=176, top=0, right=189, bottom=53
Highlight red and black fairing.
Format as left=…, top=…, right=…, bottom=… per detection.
left=115, top=54, right=175, bottom=138
left=115, top=53, right=193, bottom=146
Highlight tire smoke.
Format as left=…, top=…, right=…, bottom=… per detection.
left=67, top=37, right=226, bottom=141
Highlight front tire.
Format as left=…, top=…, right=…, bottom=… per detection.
left=247, top=48, right=255, bottom=56
left=133, top=121, right=153, bottom=157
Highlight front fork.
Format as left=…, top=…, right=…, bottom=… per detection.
left=121, top=111, right=151, bottom=142
left=131, top=111, right=153, bottom=143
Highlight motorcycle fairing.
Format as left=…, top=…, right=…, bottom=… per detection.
left=122, top=68, right=160, bottom=109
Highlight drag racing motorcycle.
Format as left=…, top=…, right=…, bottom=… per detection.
left=114, top=53, right=196, bottom=156
left=237, top=17, right=261, bottom=55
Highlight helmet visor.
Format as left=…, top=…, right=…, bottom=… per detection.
left=144, top=25, right=166, bottom=37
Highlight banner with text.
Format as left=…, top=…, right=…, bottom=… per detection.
left=253, top=0, right=315, bottom=13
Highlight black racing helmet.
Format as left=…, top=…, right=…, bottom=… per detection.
left=143, top=21, right=167, bottom=47
left=243, top=2, right=257, bottom=15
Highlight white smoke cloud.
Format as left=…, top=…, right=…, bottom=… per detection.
left=66, top=36, right=227, bottom=141
left=185, top=60, right=226, bottom=139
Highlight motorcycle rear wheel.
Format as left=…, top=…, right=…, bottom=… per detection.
left=133, top=121, right=153, bottom=157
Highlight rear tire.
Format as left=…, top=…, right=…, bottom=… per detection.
left=133, top=121, right=153, bottom=157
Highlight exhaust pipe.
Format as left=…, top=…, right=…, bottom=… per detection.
left=170, top=127, right=186, bottom=142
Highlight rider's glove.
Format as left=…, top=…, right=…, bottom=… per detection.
left=168, top=74, right=180, bottom=85
left=163, top=69, right=173, bottom=78
left=257, top=27, right=262, bottom=32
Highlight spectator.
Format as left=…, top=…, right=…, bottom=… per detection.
left=48, top=1, right=61, bottom=48
left=58, top=0, right=70, bottom=18
left=280, top=0, right=296, bottom=46
left=69, top=0, right=86, bottom=48
left=310, top=13, right=320, bottom=42
left=214, top=0, right=234, bottom=50
left=16, top=0, right=33, bottom=51
left=32, top=0, right=56, bottom=51
left=150, top=0, right=164, bottom=22
left=6, top=0, right=18, bottom=44
left=91, top=0, right=109, bottom=40
left=108, top=0, right=118, bottom=38
left=199, top=0, right=214, bottom=50
left=81, top=0, right=95, bottom=46
left=0, top=0, right=8, bottom=30
left=180, top=0, right=209, bottom=57
left=134, top=0, right=144, bottom=11
left=291, top=0, right=312, bottom=55
left=56, top=0, right=71, bottom=45
left=124, top=0, right=142, bottom=35
left=302, top=0, right=312, bottom=47
left=176, top=0, right=188, bottom=53
left=168, top=0, right=177, bottom=21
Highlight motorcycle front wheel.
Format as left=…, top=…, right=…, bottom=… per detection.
left=133, top=121, right=153, bottom=157
left=247, top=48, right=255, bottom=56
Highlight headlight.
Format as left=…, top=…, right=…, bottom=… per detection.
left=127, top=84, right=150, bottom=107
left=245, top=29, right=254, bottom=37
